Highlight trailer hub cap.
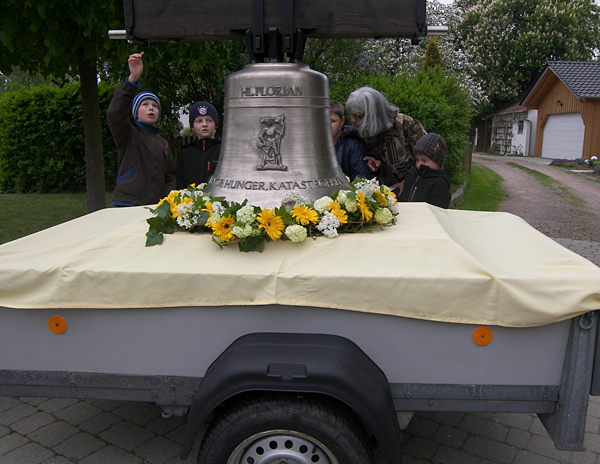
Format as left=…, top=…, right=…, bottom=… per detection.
left=228, top=430, right=338, bottom=464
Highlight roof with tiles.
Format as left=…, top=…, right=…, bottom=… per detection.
left=546, top=61, right=600, bottom=99
left=520, top=61, right=600, bottom=107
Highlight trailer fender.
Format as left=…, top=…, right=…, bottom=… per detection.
left=180, top=332, right=401, bottom=464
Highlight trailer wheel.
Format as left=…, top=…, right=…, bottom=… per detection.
left=197, top=393, right=374, bottom=464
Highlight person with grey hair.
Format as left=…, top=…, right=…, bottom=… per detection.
left=346, top=86, right=426, bottom=195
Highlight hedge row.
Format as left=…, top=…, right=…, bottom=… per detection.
left=0, top=83, right=119, bottom=193
left=1, top=67, right=472, bottom=193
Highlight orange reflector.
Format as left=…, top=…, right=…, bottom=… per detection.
left=48, top=316, right=67, bottom=334
left=473, top=326, right=492, bottom=346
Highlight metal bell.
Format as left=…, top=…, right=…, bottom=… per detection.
left=207, top=63, right=348, bottom=209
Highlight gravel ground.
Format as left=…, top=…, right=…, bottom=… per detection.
left=473, top=154, right=600, bottom=242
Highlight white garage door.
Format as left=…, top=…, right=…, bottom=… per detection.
left=541, top=112, right=584, bottom=160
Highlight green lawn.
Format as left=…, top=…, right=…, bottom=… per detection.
left=0, top=193, right=112, bottom=245
left=455, top=163, right=505, bottom=212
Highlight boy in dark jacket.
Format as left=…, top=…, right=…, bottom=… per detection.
left=330, top=100, right=370, bottom=181
left=399, top=132, right=451, bottom=209
left=176, top=101, right=221, bottom=189
left=107, top=52, right=176, bottom=207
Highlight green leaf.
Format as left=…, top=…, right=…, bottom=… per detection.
left=156, top=200, right=171, bottom=218
left=238, top=236, right=265, bottom=253
left=145, top=231, right=164, bottom=246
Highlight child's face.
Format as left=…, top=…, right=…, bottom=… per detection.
left=193, top=115, right=216, bottom=139
left=415, top=153, right=440, bottom=170
left=137, top=99, right=159, bottom=125
left=331, top=112, right=344, bottom=142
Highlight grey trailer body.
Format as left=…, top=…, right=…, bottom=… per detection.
left=1, top=304, right=598, bottom=463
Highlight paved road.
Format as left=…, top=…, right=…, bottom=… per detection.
left=2, top=156, right=600, bottom=463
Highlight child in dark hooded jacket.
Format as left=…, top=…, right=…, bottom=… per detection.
left=399, top=132, right=451, bottom=209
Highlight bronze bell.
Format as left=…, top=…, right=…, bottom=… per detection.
left=207, top=63, right=348, bottom=209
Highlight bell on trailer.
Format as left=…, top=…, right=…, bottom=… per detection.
left=207, top=63, right=348, bottom=209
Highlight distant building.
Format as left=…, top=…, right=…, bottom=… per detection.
left=474, top=102, right=537, bottom=157
left=521, top=61, right=600, bottom=159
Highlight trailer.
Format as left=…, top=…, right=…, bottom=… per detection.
left=1, top=203, right=600, bottom=463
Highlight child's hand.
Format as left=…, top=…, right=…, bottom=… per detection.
left=128, top=52, right=145, bottom=83
left=364, top=156, right=381, bottom=172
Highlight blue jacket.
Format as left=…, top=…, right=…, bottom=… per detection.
left=335, top=126, right=370, bottom=181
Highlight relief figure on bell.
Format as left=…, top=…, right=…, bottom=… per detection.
left=256, top=115, right=287, bottom=171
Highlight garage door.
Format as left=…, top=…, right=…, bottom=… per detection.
left=541, top=112, right=584, bottom=159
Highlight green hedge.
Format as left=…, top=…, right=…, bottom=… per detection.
left=330, top=68, right=473, bottom=185
left=0, top=83, right=118, bottom=193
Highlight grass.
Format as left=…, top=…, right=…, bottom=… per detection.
left=506, top=162, right=584, bottom=207
left=455, top=163, right=505, bottom=211
left=0, top=193, right=111, bottom=245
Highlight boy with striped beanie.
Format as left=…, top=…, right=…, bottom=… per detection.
left=107, top=52, right=176, bottom=207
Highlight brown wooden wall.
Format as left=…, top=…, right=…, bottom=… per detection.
left=533, top=79, right=600, bottom=159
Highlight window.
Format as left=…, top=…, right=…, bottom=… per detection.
left=517, top=121, right=524, bottom=134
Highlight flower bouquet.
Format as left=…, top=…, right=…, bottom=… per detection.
left=145, top=178, right=399, bottom=252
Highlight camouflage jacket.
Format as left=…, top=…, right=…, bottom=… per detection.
left=364, top=113, right=426, bottom=186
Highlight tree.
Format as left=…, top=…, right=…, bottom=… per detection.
left=360, top=0, right=487, bottom=109
left=454, top=0, right=600, bottom=106
left=0, top=0, right=127, bottom=212
left=423, top=38, right=443, bottom=71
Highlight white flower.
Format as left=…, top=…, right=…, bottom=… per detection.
left=212, top=201, right=226, bottom=215
left=177, top=202, right=193, bottom=216
left=314, top=196, right=333, bottom=213
left=354, top=178, right=380, bottom=195
left=375, top=208, right=393, bottom=225
left=389, top=202, right=400, bottom=215
left=317, top=211, right=340, bottom=238
left=236, top=205, right=256, bottom=224
left=335, top=190, right=350, bottom=205
left=210, top=213, right=222, bottom=225
left=591, top=156, right=598, bottom=162
left=282, top=191, right=310, bottom=206
left=285, top=225, right=308, bottom=243
left=345, top=198, right=358, bottom=212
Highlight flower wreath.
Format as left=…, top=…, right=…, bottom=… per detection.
left=145, top=177, right=399, bottom=252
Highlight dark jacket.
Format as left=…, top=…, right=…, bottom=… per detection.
left=176, top=137, right=221, bottom=189
left=107, top=80, right=176, bottom=206
left=335, top=126, right=370, bottom=181
left=399, top=165, right=451, bottom=209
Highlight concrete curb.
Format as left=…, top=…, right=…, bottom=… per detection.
left=449, top=181, right=468, bottom=209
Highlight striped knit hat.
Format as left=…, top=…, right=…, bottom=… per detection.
left=414, top=132, right=447, bottom=167
left=131, top=91, right=161, bottom=122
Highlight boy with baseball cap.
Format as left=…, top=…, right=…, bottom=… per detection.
left=399, top=132, right=451, bottom=208
left=176, top=101, right=221, bottom=188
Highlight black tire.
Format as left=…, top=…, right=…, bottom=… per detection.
left=197, top=393, right=374, bottom=464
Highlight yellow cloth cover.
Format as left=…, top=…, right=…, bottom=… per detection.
left=0, top=203, right=599, bottom=327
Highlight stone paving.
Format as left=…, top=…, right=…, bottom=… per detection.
left=1, top=239, right=599, bottom=464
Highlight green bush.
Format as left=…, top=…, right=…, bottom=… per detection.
left=330, top=68, right=473, bottom=185
left=0, top=83, right=118, bottom=193
left=594, top=161, right=600, bottom=175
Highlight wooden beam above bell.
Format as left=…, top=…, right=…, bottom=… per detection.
left=128, top=0, right=426, bottom=42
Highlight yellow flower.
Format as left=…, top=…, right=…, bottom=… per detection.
left=202, top=202, right=214, bottom=226
left=212, top=215, right=235, bottom=242
left=329, top=201, right=348, bottom=225
left=357, top=192, right=373, bottom=221
left=157, top=190, right=183, bottom=216
left=291, top=205, right=318, bottom=225
left=257, top=208, right=285, bottom=241
left=374, top=189, right=387, bottom=206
